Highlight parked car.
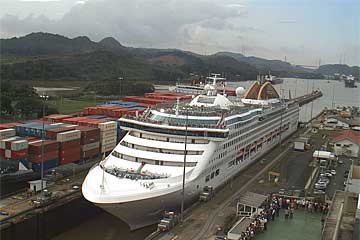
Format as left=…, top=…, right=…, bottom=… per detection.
left=331, top=170, right=336, bottom=175
left=323, top=172, right=333, bottom=177
left=313, top=189, right=325, bottom=194
left=318, top=177, right=330, bottom=184
left=338, top=160, right=344, bottom=164
left=315, top=182, right=327, bottom=189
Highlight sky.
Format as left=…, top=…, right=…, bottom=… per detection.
left=0, top=0, right=359, bottom=66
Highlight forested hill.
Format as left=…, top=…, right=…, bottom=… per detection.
left=317, top=64, right=360, bottom=77
left=2, top=32, right=355, bottom=83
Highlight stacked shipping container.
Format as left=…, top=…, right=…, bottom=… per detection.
left=0, top=122, right=23, bottom=130
left=98, top=122, right=117, bottom=153
left=28, top=140, right=59, bottom=172
left=57, top=130, right=81, bottom=165
left=0, top=135, right=29, bottom=166
left=76, top=126, right=100, bottom=159
left=1, top=92, right=193, bottom=172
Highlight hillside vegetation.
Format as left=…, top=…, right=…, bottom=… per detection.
left=1, top=32, right=358, bottom=84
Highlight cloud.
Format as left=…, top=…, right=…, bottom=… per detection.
left=1, top=0, right=247, bottom=47
left=278, top=20, right=299, bottom=24
left=20, top=0, right=60, bottom=2
left=75, top=0, right=86, bottom=4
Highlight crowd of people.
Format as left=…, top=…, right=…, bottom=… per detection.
left=237, top=194, right=329, bottom=240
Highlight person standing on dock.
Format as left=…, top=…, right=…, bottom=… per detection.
left=289, top=207, right=294, bottom=219
left=321, top=215, right=325, bottom=229
left=271, top=208, right=276, bottom=221
left=284, top=208, right=289, bottom=219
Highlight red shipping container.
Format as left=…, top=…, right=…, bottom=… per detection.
left=76, top=126, right=100, bottom=144
left=59, top=148, right=80, bottom=164
left=59, top=139, right=81, bottom=149
left=45, top=127, right=76, bottom=139
left=6, top=149, right=28, bottom=160
left=0, top=149, right=5, bottom=159
left=81, top=148, right=99, bottom=159
left=25, top=136, right=39, bottom=142
left=60, top=154, right=80, bottom=165
left=0, top=122, right=23, bottom=129
left=29, top=150, right=58, bottom=163
left=45, top=114, right=73, bottom=123
left=61, top=117, right=88, bottom=125
left=28, top=140, right=58, bottom=154
left=59, top=146, right=80, bottom=156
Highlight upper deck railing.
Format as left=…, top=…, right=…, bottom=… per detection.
left=121, top=114, right=227, bottom=130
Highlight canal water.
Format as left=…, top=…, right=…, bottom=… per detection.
left=228, top=78, right=359, bottom=122
left=34, top=78, right=359, bottom=240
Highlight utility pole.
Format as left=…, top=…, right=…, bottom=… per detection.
left=181, top=108, right=188, bottom=222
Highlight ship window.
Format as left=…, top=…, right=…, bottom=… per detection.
left=211, top=172, right=215, bottom=179
left=205, top=175, right=210, bottom=182
left=215, top=169, right=220, bottom=176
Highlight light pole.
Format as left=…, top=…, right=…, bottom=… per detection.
left=331, top=82, right=335, bottom=110
left=118, top=76, right=123, bottom=98
left=310, top=79, right=315, bottom=121
left=279, top=89, right=284, bottom=148
left=0, top=76, right=2, bottom=124
left=181, top=108, right=189, bottom=222
left=40, top=94, right=48, bottom=196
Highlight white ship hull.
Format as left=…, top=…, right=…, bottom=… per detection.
left=93, top=126, right=295, bottom=230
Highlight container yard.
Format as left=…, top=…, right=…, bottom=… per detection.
left=0, top=92, right=193, bottom=180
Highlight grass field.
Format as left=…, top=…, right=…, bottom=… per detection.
left=48, top=97, right=106, bottom=115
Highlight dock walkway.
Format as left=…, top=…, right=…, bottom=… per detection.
left=322, top=191, right=345, bottom=240
left=256, top=209, right=322, bottom=240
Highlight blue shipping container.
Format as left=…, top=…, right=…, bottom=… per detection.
left=18, top=158, right=29, bottom=168
left=31, top=159, right=58, bottom=172
left=88, top=115, right=109, bottom=119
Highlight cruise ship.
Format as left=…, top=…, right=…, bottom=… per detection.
left=82, top=77, right=300, bottom=230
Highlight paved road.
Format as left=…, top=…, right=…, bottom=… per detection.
left=325, top=156, right=351, bottom=199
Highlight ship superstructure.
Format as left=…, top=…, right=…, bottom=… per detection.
left=173, top=74, right=231, bottom=95
left=341, top=74, right=357, bottom=88
left=261, top=73, right=283, bottom=85
left=82, top=79, right=300, bottom=230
